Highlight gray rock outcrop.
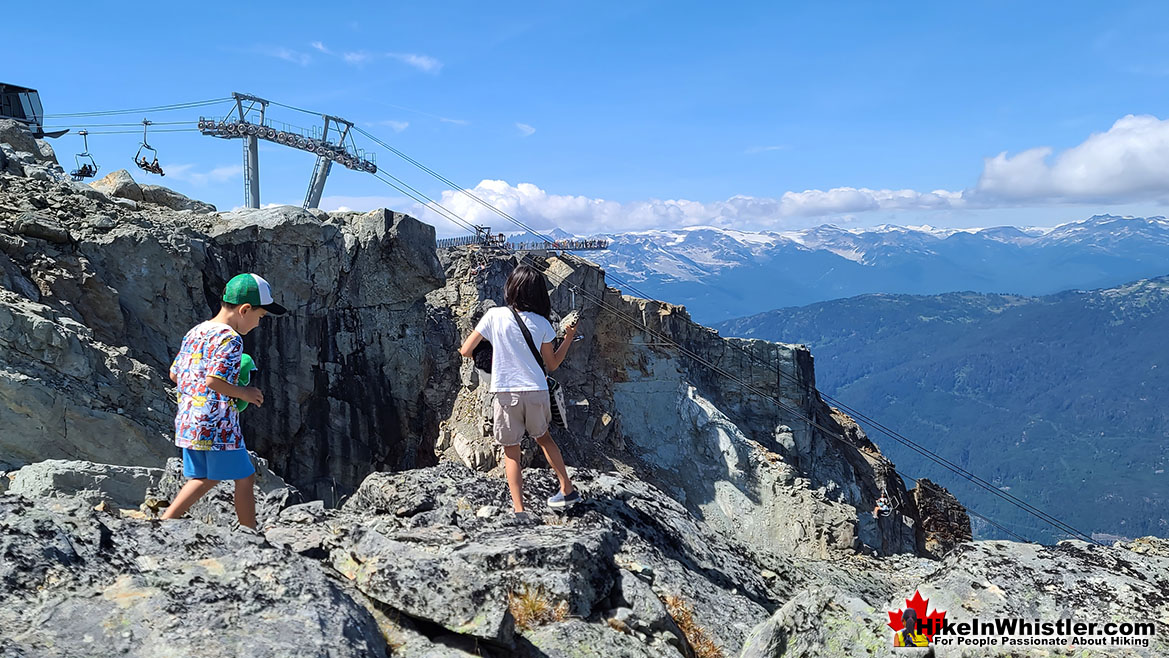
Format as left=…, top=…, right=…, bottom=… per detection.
left=3, top=460, right=1167, bottom=657
left=1, top=153, right=445, bottom=501
left=0, top=494, right=388, bottom=657
left=88, top=168, right=216, bottom=213
left=910, top=478, right=972, bottom=558
left=140, top=182, right=216, bottom=212
left=88, top=168, right=145, bottom=202
left=0, top=119, right=65, bottom=181
left=6, top=458, right=161, bottom=508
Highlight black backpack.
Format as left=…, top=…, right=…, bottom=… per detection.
left=472, top=339, right=493, bottom=372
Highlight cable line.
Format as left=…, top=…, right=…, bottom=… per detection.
left=44, top=98, right=231, bottom=118
left=69, top=128, right=201, bottom=136
left=267, top=100, right=324, bottom=117
left=809, top=390, right=1096, bottom=542
left=43, top=121, right=193, bottom=129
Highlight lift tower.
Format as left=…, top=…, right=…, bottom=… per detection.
left=197, top=92, right=268, bottom=208
left=236, top=94, right=266, bottom=209
left=304, top=115, right=354, bottom=209
left=198, top=93, right=377, bottom=210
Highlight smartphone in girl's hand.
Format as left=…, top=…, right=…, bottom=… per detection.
left=560, top=310, right=581, bottom=332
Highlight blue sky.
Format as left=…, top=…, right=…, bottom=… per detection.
left=11, top=1, right=1169, bottom=236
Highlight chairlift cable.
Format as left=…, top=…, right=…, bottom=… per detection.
left=42, top=121, right=193, bottom=129
left=44, top=98, right=231, bottom=118
left=80, top=128, right=199, bottom=135
left=268, top=100, right=323, bottom=117
left=372, top=173, right=477, bottom=235
left=806, top=390, right=1088, bottom=540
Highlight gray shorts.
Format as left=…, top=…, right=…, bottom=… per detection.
left=493, top=390, right=551, bottom=446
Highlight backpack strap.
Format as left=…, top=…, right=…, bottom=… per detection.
left=509, top=306, right=548, bottom=375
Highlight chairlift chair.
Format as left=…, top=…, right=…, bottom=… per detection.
left=874, top=487, right=895, bottom=518
left=133, top=119, right=165, bottom=176
left=69, top=130, right=99, bottom=181
left=467, top=247, right=489, bottom=278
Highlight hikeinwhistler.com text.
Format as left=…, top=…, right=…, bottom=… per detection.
left=927, top=618, right=1156, bottom=649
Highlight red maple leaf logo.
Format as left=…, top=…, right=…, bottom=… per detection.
left=887, top=590, right=947, bottom=641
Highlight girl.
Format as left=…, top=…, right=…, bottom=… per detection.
left=458, top=264, right=579, bottom=516
left=894, top=608, right=929, bottom=647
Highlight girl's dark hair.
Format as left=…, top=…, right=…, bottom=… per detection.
left=901, top=608, right=919, bottom=645
left=504, top=264, right=552, bottom=321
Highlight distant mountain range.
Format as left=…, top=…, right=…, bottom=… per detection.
left=713, top=276, right=1169, bottom=543
left=576, top=214, right=1169, bottom=323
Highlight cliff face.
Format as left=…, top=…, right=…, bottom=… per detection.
left=0, top=121, right=446, bottom=501
left=428, top=250, right=923, bottom=558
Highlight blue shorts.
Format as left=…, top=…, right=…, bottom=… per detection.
left=182, top=448, right=255, bottom=481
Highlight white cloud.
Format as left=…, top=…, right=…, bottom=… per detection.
left=256, top=46, right=311, bottom=66
left=412, top=180, right=968, bottom=235
left=370, top=120, right=409, bottom=133
left=974, top=114, right=1169, bottom=203
left=516, top=123, right=536, bottom=137
left=745, top=145, right=787, bottom=154
left=440, top=117, right=470, bottom=126
left=779, top=187, right=964, bottom=217
left=387, top=52, right=443, bottom=73
left=402, top=116, right=1169, bottom=234
left=165, top=163, right=243, bottom=186
left=307, top=43, right=441, bottom=73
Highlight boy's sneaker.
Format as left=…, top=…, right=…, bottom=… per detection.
left=547, top=490, right=581, bottom=509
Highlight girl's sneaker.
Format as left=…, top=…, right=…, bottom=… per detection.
left=547, top=490, right=581, bottom=509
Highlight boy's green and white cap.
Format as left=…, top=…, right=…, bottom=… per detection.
left=223, top=273, right=287, bottom=315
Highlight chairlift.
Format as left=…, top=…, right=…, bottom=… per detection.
left=69, top=130, right=99, bottom=181
left=874, top=485, right=897, bottom=518
left=133, top=119, right=165, bottom=176
left=467, top=247, right=489, bottom=278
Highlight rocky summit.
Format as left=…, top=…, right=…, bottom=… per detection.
left=1, top=120, right=1167, bottom=657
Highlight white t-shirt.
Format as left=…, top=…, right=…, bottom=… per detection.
left=474, top=306, right=555, bottom=392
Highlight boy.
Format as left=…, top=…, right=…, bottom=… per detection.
left=161, top=273, right=286, bottom=528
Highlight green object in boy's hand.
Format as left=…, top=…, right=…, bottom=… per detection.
left=235, top=353, right=257, bottom=412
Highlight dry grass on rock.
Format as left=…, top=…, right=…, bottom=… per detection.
left=664, top=594, right=723, bottom=658
left=508, top=584, right=570, bottom=631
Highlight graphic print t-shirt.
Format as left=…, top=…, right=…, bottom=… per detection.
left=474, top=306, right=555, bottom=392
left=170, top=321, right=245, bottom=451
